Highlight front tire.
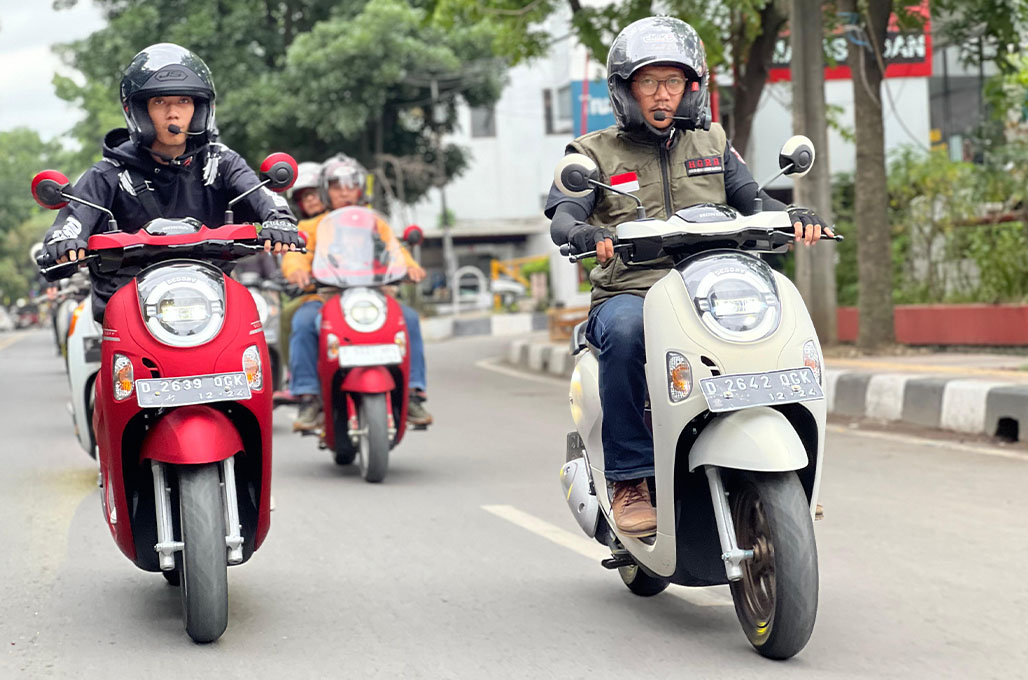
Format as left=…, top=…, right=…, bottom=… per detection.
left=178, top=464, right=229, bottom=643
left=729, top=471, right=818, bottom=660
left=618, top=563, right=669, bottom=597
left=332, top=403, right=356, bottom=466
left=357, top=393, right=390, bottom=483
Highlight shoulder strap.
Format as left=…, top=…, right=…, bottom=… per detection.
left=125, top=169, right=164, bottom=220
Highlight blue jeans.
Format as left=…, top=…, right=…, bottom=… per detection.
left=585, top=294, right=653, bottom=482
left=288, top=299, right=427, bottom=396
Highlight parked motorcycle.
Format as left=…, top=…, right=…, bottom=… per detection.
left=65, top=293, right=102, bottom=458
left=32, top=152, right=298, bottom=643
left=302, top=206, right=422, bottom=483
left=555, top=137, right=838, bottom=660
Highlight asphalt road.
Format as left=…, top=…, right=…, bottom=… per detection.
left=1, top=329, right=1026, bottom=679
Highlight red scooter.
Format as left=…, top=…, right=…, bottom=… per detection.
left=306, top=206, right=422, bottom=483
left=32, top=154, right=297, bottom=643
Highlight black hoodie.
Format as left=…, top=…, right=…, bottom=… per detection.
left=43, top=129, right=296, bottom=319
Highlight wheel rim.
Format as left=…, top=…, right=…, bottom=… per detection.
left=732, top=484, right=776, bottom=636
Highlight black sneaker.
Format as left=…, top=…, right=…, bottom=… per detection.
left=293, top=395, right=323, bottom=432
left=407, top=393, right=433, bottom=426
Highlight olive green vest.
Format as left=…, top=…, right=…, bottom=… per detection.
left=570, top=123, right=728, bottom=309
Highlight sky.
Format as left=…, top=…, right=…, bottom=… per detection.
left=0, top=0, right=105, bottom=140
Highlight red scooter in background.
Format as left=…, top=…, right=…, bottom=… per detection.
left=306, top=206, right=422, bottom=483
left=32, top=154, right=297, bottom=643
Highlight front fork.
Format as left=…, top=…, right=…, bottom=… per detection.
left=705, top=466, right=754, bottom=582
left=151, top=458, right=245, bottom=571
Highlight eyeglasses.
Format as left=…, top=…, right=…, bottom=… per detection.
left=633, top=76, right=687, bottom=96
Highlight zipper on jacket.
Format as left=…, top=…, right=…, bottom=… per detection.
left=658, top=136, right=674, bottom=219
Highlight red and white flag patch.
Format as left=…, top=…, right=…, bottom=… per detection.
left=610, top=171, right=640, bottom=193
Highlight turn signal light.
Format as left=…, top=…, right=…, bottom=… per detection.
left=113, top=354, right=134, bottom=401
left=666, top=352, right=692, bottom=403
left=242, top=345, right=263, bottom=390
left=68, top=301, right=86, bottom=338
left=326, top=333, right=340, bottom=361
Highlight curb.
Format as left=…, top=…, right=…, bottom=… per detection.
left=504, top=339, right=1028, bottom=442
left=422, top=312, right=548, bottom=342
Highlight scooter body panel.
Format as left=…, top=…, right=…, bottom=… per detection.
left=140, top=405, right=245, bottom=464
left=95, top=273, right=273, bottom=568
left=687, top=407, right=808, bottom=472
left=317, top=289, right=410, bottom=451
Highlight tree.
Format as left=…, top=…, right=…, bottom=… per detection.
left=931, top=0, right=1028, bottom=75
left=53, top=0, right=511, bottom=204
left=841, top=0, right=907, bottom=350
left=0, top=129, right=65, bottom=303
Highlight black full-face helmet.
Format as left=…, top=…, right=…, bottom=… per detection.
left=607, top=16, right=711, bottom=134
left=119, top=43, right=216, bottom=150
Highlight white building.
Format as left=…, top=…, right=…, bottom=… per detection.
left=409, top=9, right=946, bottom=307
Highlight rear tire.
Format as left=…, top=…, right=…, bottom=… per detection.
left=618, top=564, right=670, bottom=597
left=729, top=471, right=818, bottom=660
left=178, top=464, right=228, bottom=643
left=357, top=393, right=390, bottom=483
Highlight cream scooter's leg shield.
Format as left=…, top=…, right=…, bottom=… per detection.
left=687, top=407, right=809, bottom=473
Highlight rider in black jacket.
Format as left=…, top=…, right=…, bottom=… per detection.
left=41, top=43, right=301, bottom=320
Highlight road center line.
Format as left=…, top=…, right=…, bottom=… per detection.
left=0, top=334, right=25, bottom=352
left=474, top=357, right=568, bottom=385
left=482, top=504, right=731, bottom=607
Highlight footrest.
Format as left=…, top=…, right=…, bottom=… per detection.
left=600, top=554, right=635, bottom=570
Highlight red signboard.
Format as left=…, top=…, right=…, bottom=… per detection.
left=768, top=2, right=932, bottom=82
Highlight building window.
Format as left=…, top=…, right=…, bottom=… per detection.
left=470, top=106, right=496, bottom=138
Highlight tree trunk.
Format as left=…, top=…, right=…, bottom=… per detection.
left=731, top=2, right=788, bottom=157
left=790, top=0, right=837, bottom=343
left=844, top=0, right=894, bottom=350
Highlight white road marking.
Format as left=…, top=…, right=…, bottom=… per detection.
left=474, top=357, right=567, bottom=386
left=827, top=424, right=1028, bottom=462
left=482, top=504, right=732, bottom=607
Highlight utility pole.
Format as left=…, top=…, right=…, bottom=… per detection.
left=790, top=0, right=837, bottom=343
left=431, top=78, right=458, bottom=304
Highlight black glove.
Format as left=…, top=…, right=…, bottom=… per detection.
left=567, top=222, right=613, bottom=255
left=786, top=206, right=830, bottom=233
left=260, top=219, right=304, bottom=250
left=43, top=235, right=87, bottom=265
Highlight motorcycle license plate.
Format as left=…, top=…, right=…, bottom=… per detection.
left=135, top=372, right=252, bottom=408
left=338, top=344, right=402, bottom=367
left=699, top=367, right=823, bottom=413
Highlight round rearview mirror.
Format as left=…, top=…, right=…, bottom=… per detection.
left=403, top=225, right=424, bottom=247
left=554, top=153, right=599, bottom=198
left=259, top=152, right=299, bottom=192
left=31, top=170, right=71, bottom=210
left=779, top=135, right=815, bottom=177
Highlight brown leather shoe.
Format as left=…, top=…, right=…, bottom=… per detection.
left=611, top=479, right=657, bottom=537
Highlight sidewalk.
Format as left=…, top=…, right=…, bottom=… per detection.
left=505, top=334, right=1028, bottom=442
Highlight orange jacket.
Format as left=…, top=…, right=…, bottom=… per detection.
left=281, top=210, right=416, bottom=287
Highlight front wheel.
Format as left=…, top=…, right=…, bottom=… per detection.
left=178, top=464, right=229, bottom=643
left=357, top=393, right=390, bottom=483
left=729, top=471, right=818, bottom=660
left=618, top=563, right=669, bottom=597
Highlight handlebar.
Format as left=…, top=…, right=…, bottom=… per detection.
left=560, top=242, right=634, bottom=263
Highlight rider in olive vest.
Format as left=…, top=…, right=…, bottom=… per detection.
left=545, top=16, right=831, bottom=537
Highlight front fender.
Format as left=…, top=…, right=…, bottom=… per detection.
left=341, top=366, right=396, bottom=394
left=688, top=407, right=808, bottom=473
left=141, top=405, right=244, bottom=465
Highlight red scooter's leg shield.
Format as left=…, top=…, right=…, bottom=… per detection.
left=140, top=405, right=244, bottom=464
left=340, top=366, right=396, bottom=393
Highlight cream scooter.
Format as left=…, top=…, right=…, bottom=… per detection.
left=557, top=137, right=837, bottom=660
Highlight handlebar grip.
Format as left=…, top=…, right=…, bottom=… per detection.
left=559, top=243, right=571, bottom=257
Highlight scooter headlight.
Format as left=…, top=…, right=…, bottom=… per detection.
left=681, top=254, right=781, bottom=343
left=137, top=262, right=225, bottom=347
left=340, top=288, right=387, bottom=333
